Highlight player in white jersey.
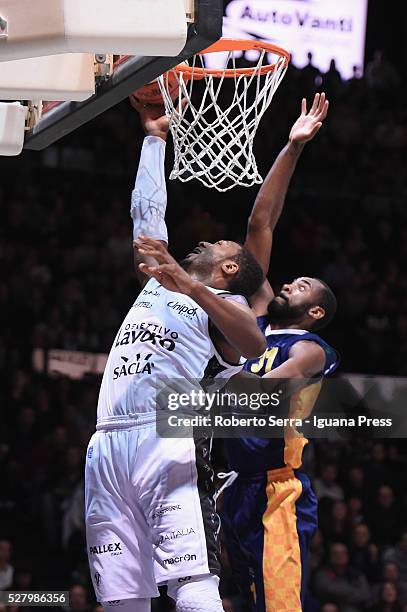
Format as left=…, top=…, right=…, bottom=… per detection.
left=85, top=102, right=266, bottom=612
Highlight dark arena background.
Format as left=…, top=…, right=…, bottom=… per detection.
left=1, top=1, right=407, bottom=611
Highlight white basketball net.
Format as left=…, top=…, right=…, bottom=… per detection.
left=158, top=48, right=288, bottom=192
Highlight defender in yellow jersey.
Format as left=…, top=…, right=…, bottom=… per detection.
left=221, top=94, right=338, bottom=611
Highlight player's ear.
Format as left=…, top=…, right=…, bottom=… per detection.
left=221, top=259, right=239, bottom=277
left=309, top=305, right=325, bottom=322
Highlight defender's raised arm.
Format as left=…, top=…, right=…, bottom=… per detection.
left=244, top=93, right=329, bottom=313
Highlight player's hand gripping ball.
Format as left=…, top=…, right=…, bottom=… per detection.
left=130, top=62, right=187, bottom=107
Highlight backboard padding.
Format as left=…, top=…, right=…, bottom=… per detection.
left=23, top=0, right=222, bottom=151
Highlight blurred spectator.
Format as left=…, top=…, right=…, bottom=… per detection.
left=314, top=464, right=344, bottom=502
left=384, top=533, right=407, bottom=583
left=367, top=485, right=403, bottom=546
left=309, top=530, right=325, bottom=573
left=0, top=540, right=14, bottom=589
left=349, top=524, right=379, bottom=582
left=366, top=50, right=401, bottom=94
left=322, top=59, right=344, bottom=99
left=346, top=496, right=365, bottom=527
left=12, top=568, right=34, bottom=591
left=366, top=443, right=392, bottom=489
left=372, top=562, right=407, bottom=606
left=346, top=467, right=368, bottom=505
left=347, top=65, right=365, bottom=105
left=320, top=500, right=351, bottom=543
left=62, top=479, right=85, bottom=550
left=300, top=51, right=321, bottom=96
left=67, top=584, right=90, bottom=612
left=320, top=605, right=340, bottom=612
left=313, top=542, right=370, bottom=611
left=0, top=606, right=19, bottom=612
left=370, top=581, right=403, bottom=612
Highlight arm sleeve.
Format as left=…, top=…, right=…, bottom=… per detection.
left=130, top=135, right=168, bottom=244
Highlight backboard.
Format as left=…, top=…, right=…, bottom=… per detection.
left=22, top=0, right=222, bottom=151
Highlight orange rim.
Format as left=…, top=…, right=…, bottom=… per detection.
left=172, top=38, right=290, bottom=80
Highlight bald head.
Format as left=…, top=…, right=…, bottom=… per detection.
left=267, top=277, right=336, bottom=330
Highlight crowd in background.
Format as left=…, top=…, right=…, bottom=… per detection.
left=1, top=44, right=407, bottom=611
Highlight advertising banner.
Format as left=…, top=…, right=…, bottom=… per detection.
left=205, top=0, right=368, bottom=78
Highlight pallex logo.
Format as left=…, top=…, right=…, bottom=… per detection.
left=90, top=542, right=123, bottom=556
left=167, top=301, right=198, bottom=319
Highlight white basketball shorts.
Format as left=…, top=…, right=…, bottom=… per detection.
left=85, top=414, right=220, bottom=602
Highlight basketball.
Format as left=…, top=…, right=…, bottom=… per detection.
left=130, top=69, right=181, bottom=106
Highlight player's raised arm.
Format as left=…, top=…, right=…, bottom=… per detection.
left=244, top=93, right=329, bottom=312
left=130, top=100, right=170, bottom=286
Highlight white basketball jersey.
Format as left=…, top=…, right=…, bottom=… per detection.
left=97, top=278, right=247, bottom=421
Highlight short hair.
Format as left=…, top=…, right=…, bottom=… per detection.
left=312, top=279, right=337, bottom=331
left=227, top=247, right=264, bottom=299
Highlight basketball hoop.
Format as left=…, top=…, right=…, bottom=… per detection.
left=158, top=38, right=290, bottom=192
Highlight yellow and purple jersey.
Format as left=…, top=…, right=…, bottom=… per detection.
left=245, top=316, right=338, bottom=377
left=221, top=317, right=339, bottom=612
left=226, top=317, right=339, bottom=474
